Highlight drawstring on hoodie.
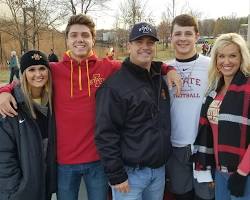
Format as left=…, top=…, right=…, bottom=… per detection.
left=68, top=51, right=91, bottom=97
left=86, top=60, right=91, bottom=97
left=78, top=65, right=82, bottom=91
left=70, top=60, right=74, bottom=97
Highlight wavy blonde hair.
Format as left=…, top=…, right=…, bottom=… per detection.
left=207, top=33, right=250, bottom=93
left=21, top=69, right=53, bottom=119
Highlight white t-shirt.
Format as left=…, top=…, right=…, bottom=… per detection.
left=166, top=54, right=210, bottom=147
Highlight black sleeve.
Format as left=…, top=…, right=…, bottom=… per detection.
left=54, top=55, right=59, bottom=62
left=95, top=86, right=128, bottom=185
left=0, top=118, right=20, bottom=198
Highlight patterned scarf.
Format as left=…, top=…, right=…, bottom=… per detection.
left=193, top=71, right=250, bottom=172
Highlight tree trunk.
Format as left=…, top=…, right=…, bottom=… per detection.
left=23, top=8, right=29, bottom=52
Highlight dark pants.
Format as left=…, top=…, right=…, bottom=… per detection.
left=166, top=145, right=215, bottom=200
left=9, top=67, right=20, bottom=83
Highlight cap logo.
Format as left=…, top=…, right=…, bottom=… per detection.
left=139, top=25, right=152, bottom=33
left=32, top=53, right=42, bottom=60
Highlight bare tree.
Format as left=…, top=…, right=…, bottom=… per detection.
left=157, top=13, right=171, bottom=49
left=0, top=0, right=25, bottom=51
left=165, top=0, right=175, bottom=19
left=66, top=0, right=111, bottom=15
left=69, top=0, right=77, bottom=15
left=213, top=14, right=243, bottom=36
left=199, top=19, right=216, bottom=36
left=118, top=0, right=154, bottom=29
left=0, top=0, right=68, bottom=52
left=113, top=13, right=129, bottom=49
left=164, top=0, right=202, bottom=20
left=26, top=0, right=69, bottom=49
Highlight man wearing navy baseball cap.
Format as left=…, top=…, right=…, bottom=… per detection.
left=95, top=22, right=172, bottom=200
left=129, top=22, right=159, bottom=42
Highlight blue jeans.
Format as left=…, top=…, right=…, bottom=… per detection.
left=57, top=161, right=108, bottom=200
left=111, top=165, right=165, bottom=200
left=215, top=170, right=250, bottom=200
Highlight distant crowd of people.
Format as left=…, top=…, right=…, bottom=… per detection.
left=0, top=13, right=249, bottom=200
left=202, top=41, right=213, bottom=56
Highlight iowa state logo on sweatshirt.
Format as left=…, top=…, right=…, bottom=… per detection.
left=90, top=74, right=105, bottom=87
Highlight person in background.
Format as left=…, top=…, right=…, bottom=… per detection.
left=106, top=46, right=115, bottom=60
left=95, top=22, right=172, bottom=200
left=165, top=14, right=215, bottom=200
left=0, top=14, right=181, bottom=200
left=9, top=50, right=20, bottom=83
left=193, top=33, right=250, bottom=200
left=48, top=49, right=59, bottom=62
left=0, top=50, right=57, bottom=200
left=202, top=41, right=209, bottom=56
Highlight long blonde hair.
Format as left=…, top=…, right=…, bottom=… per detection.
left=21, top=69, right=53, bottom=119
left=207, top=33, right=250, bottom=93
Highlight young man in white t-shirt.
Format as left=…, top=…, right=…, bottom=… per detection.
left=165, top=14, right=214, bottom=200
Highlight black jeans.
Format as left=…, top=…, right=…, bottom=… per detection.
left=9, top=67, right=20, bottom=83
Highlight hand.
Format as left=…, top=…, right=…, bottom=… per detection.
left=165, top=70, right=182, bottom=96
left=0, top=92, right=17, bottom=118
left=227, top=171, right=247, bottom=197
left=208, top=182, right=215, bottom=188
left=113, top=180, right=130, bottom=193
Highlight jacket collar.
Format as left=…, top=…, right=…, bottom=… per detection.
left=62, top=50, right=98, bottom=66
left=122, top=57, right=162, bottom=79
left=207, top=70, right=247, bottom=100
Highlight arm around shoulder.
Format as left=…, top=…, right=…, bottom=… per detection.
left=0, top=82, right=16, bottom=93
left=0, top=92, right=18, bottom=118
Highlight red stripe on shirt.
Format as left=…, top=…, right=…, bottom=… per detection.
left=218, top=144, right=246, bottom=157
left=229, top=84, right=250, bottom=93
left=240, top=90, right=249, bottom=159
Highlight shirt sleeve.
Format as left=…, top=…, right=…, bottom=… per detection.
left=111, top=60, right=122, bottom=71
left=0, top=82, right=16, bottom=93
left=161, top=63, right=175, bottom=75
left=238, top=144, right=250, bottom=175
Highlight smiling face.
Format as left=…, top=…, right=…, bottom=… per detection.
left=25, top=65, right=49, bottom=96
left=66, top=24, right=94, bottom=61
left=128, top=36, right=156, bottom=71
left=216, top=43, right=241, bottom=84
left=171, top=24, right=199, bottom=59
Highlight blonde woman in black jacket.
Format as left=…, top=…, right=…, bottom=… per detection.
left=193, top=33, right=250, bottom=200
left=0, top=50, right=57, bottom=200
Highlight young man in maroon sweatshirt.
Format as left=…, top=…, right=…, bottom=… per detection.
left=0, top=14, right=180, bottom=200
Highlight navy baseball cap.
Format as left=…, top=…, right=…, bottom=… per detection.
left=129, top=22, right=159, bottom=42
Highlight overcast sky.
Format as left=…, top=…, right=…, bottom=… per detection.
left=1, top=0, right=248, bottom=30
left=94, top=0, right=249, bottom=29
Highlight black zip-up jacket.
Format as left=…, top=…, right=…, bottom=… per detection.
left=95, top=58, right=172, bottom=185
left=0, top=86, right=57, bottom=200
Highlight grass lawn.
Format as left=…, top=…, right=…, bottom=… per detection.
left=0, top=69, right=9, bottom=84
left=0, top=45, right=201, bottom=86
left=155, top=47, right=175, bottom=61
